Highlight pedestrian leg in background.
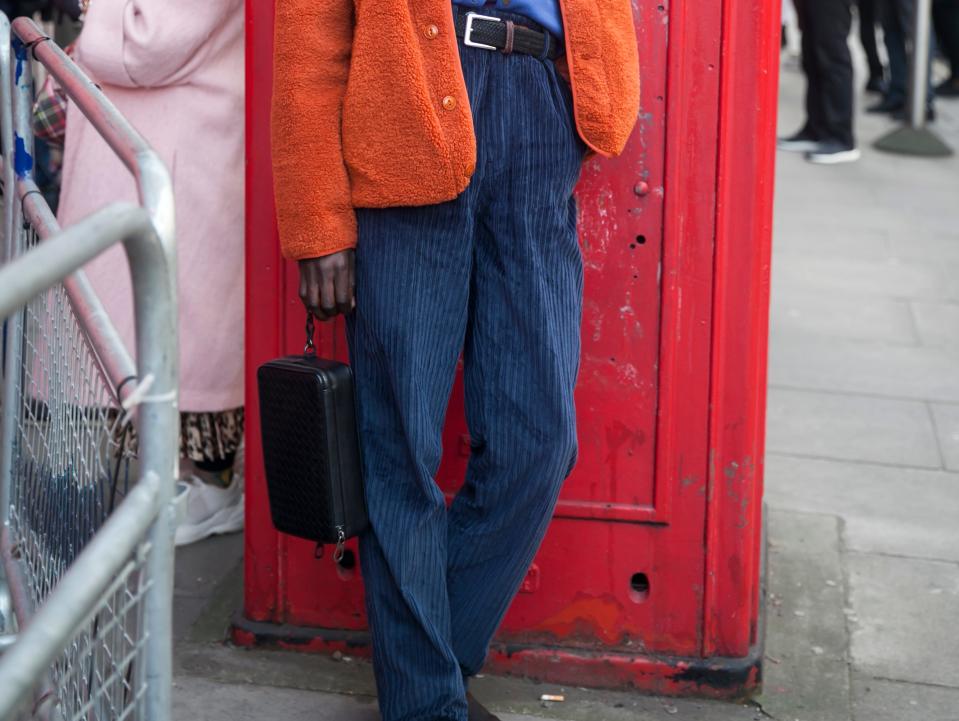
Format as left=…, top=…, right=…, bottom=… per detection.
left=873, top=0, right=910, bottom=110
left=783, top=0, right=802, bottom=56
left=176, top=410, right=245, bottom=546
left=779, top=0, right=859, bottom=163
left=933, top=0, right=959, bottom=95
left=858, top=0, right=888, bottom=91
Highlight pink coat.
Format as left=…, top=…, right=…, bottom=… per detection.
left=57, top=0, right=245, bottom=412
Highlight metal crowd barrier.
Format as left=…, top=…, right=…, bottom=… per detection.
left=0, top=14, right=177, bottom=721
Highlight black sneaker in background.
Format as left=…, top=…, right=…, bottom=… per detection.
left=865, top=75, right=886, bottom=94
left=806, top=141, right=861, bottom=165
left=777, top=130, right=822, bottom=152
left=866, top=96, right=905, bottom=114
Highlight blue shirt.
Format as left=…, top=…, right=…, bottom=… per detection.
left=453, top=0, right=564, bottom=40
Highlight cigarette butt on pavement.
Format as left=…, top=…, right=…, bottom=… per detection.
left=540, top=694, right=565, bottom=702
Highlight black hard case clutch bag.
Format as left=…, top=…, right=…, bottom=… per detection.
left=256, top=315, right=368, bottom=557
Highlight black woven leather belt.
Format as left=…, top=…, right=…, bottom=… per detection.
left=454, top=10, right=562, bottom=60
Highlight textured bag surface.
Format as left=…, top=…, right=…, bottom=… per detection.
left=257, top=315, right=367, bottom=556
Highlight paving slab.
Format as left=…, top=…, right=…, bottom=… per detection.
left=771, top=225, right=890, bottom=261
left=174, top=532, right=244, bottom=642
left=911, top=301, right=959, bottom=350
left=930, top=402, right=959, bottom=472
left=769, top=290, right=916, bottom=344
left=172, top=677, right=380, bottom=721
left=764, top=454, right=959, bottom=562
left=773, top=200, right=957, bottom=239
left=769, top=336, right=959, bottom=402
left=174, top=593, right=216, bottom=642
left=851, top=675, right=959, bottom=721
left=765, top=388, right=940, bottom=467
left=174, top=531, right=244, bottom=598
left=887, top=233, right=959, bottom=266
left=755, top=509, right=850, bottom=721
left=846, top=552, right=959, bottom=688
left=771, top=254, right=959, bottom=303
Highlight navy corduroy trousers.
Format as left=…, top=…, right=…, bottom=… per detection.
left=346, top=14, right=585, bottom=721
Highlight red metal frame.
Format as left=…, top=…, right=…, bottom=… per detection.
left=703, top=0, right=781, bottom=659
left=242, top=0, right=778, bottom=697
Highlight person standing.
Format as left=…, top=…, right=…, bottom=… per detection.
left=858, top=0, right=887, bottom=92
left=271, top=2, right=640, bottom=720
left=57, top=0, right=246, bottom=546
left=778, top=0, right=860, bottom=163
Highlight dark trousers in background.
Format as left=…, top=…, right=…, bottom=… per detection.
left=346, top=12, right=585, bottom=720
left=881, top=0, right=936, bottom=105
left=858, top=0, right=886, bottom=81
left=933, top=0, right=959, bottom=80
left=796, top=0, right=856, bottom=146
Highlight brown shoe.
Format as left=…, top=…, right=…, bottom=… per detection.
left=467, top=692, right=501, bottom=721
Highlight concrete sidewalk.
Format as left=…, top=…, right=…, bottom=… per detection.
left=171, top=57, right=959, bottom=720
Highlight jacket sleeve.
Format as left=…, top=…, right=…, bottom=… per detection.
left=271, top=0, right=357, bottom=259
left=76, top=0, right=243, bottom=88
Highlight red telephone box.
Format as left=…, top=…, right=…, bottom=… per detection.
left=239, top=0, right=779, bottom=698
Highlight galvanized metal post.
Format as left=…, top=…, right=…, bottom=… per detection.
left=908, top=0, right=932, bottom=128
left=0, top=14, right=22, bottom=530
left=12, top=34, right=33, bottom=181
left=130, top=165, right=177, bottom=721
left=0, top=13, right=13, bottom=530
left=0, top=13, right=13, bottom=254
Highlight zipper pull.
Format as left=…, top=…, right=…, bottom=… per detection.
left=333, top=526, right=346, bottom=563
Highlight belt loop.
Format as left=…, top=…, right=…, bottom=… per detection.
left=537, top=31, right=551, bottom=60
left=503, top=19, right=515, bottom=55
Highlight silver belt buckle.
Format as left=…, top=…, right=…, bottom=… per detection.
left=464, top=11, right=501, bottom=51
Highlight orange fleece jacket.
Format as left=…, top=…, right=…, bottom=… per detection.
left=272, top=1, right=640, bottom=260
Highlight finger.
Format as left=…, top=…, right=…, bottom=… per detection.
left=319, top=269, right=337, bottom=318
left=334, top=260, right=352, bottom=316
left=298, top=272, right=312, bottom=311
left=348, top=251, right=357, bottom=311
left=298, top=261, right=324, bottom=309
left=302, top=286, right=324, bottom=316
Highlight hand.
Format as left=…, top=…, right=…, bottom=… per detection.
left=298, top=250, right=356, bottom=321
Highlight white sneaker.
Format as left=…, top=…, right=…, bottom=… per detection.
left=175, top=472, right=244, bottom=547
left=806, top=143, right=861, bottom=165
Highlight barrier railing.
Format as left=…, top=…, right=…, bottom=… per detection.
left=0, top=14, right=177, bottom=721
